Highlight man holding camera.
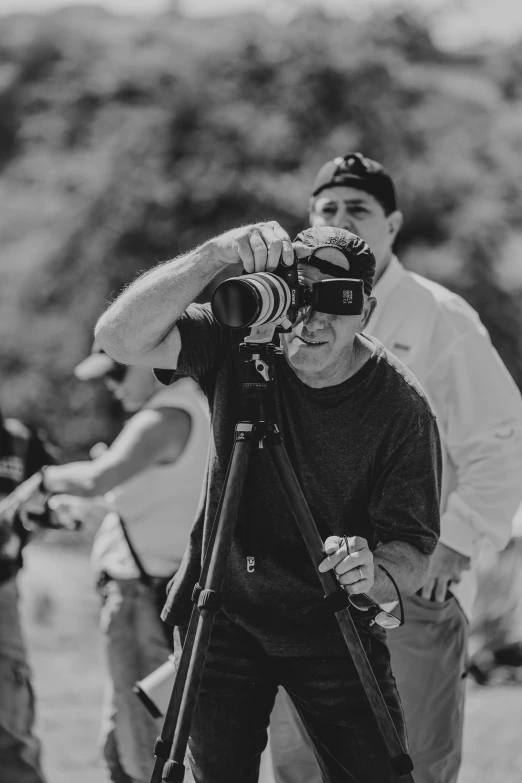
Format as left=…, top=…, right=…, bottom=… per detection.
left=270, top=153, right=522, bottom=783
left=95, top=222, right=442, bottom=783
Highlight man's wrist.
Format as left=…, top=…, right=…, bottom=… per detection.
left=203, top=236, right=236, bottom=269
left=368, top=563, right=390, bottom=604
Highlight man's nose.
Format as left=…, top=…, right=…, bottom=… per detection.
left=340, top=216, right=356, bottom=233
left=333, top=208, right=355, bottom=232
left=302, top=307, right=328, bottom=329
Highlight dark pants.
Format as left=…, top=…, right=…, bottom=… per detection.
left=176, top=615, right=406, bottom=783
left=0, top=577, right=47, bottom=783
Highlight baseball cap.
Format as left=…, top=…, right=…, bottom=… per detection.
left=311, top=152, right=398, bottom=214
left=74, top=341, right=124, bottom=382
left=294, top=226, right=376, bottom=295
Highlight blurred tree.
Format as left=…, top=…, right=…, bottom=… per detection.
left=490, top=42, right=522, bottom=101
left=1, top=6, right=522, bottom=455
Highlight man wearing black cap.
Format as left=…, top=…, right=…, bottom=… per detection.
left=94, top=222, right=442, bottom=783
left=269, top=153, right=522, bottom=783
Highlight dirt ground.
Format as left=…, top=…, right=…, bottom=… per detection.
left=18, top=542, right=522, bottom=783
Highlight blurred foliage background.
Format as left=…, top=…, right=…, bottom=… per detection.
left=2, top=4, right=522, bottom=456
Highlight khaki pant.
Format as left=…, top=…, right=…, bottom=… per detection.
left=270, top=593, right=468, bottom=783
left=269, top=688, right=320, bottom=783
left=0, top=577, right=47, bottom=783
left=387, top=593, right=468, bottom=783
left=99, top=577, right=172, bottom=783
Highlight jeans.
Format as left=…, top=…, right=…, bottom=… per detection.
left=176, top=614, right=406, bottom=783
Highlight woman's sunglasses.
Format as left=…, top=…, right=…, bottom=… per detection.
left=103, top=362, right=128, bottom=388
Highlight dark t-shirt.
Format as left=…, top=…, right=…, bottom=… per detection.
left=157, top=304, right=441, bottom=655
left=0, top=419, right=58, bottom=583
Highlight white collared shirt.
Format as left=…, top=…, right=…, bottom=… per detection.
left=367, top=256, right=522, bottom=618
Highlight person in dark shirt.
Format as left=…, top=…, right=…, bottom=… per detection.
left=94, top=222, right=442, bottom=783
left=0, top=408, right=57, bottom=783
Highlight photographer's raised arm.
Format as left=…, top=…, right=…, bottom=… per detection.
left=95, top=222, right=294, bottom=369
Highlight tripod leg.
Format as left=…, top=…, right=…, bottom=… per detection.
left=266, top=431, right=415, bottom=782
left=151, top=432, right=240, bottom=782
left=150, top=426, right=254, bottom=783
left=150, top=610, right=198, bottom=783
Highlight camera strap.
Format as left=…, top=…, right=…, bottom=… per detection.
left=118, top=514, right=152, bottom=587
left=117, top=514, right=175, bottom=650
left=299, top=256, right=348, bottom=279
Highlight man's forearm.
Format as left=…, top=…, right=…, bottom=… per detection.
left=43, top=462, right=113, bottom=498
left=95, top=240, right=224, bottom=365
left=370, top=541, right=430, bottom=604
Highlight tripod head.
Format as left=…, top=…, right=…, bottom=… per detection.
left=240, top=338, right=282, bottom=381
left=239, top=334, right=283, bottom=425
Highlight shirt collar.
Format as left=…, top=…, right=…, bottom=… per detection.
left=372, top=255, right=405, bottom=308
left=367, top=255, right=405, bottom=332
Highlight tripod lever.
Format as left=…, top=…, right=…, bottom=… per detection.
left=191, top=582, right=222, bottom=611
left=254, top=359, right=271, bottom=381
left=153, top=737, right=171, bottom=760
left=161, top=760, right=185, bottom=783
left=197, top=589, right=222, bottom=611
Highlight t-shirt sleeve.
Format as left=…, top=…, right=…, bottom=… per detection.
left=153, top=303, right=231, bottom=395
left=369, top=412, right=442, bottom=555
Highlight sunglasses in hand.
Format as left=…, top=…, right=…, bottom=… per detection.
left=341, top=538, right=404, bottom=630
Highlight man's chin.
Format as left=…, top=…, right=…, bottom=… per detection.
left=122, top=401, right=142, bottom=413
left=285, top=348, right=327, bottom=373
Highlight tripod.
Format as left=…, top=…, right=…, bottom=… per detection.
left=150, top=338, right=415, bottom=783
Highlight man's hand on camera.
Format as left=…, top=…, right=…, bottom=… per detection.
left=210, top=222, right=295, bottom=272
left=319, top=535, right=374, bottom=594
left=420, top=541, right=471, bottom=603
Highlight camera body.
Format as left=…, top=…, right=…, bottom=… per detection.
left=211, top=254, right=364, bottom=339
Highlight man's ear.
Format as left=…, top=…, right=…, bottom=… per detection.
left=361, top=296, right=377, bottom=329
left=387, top=211, right=403, bottom=243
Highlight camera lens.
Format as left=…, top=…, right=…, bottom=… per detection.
left=211, top=279, right=259, bottom=328
left=211, top=273, right=291, bottom=329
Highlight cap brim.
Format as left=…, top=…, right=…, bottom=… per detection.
left=74, top=352, right=116, bottom=381
left=314, top=175, right=396, bottom=213
left=314, top=174, right=367, bottom=197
